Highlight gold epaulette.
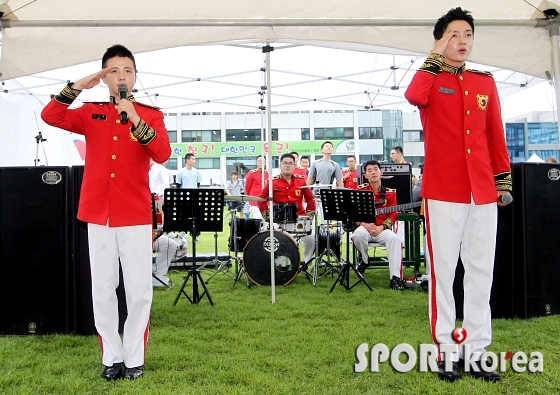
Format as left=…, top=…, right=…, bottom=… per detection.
left=342, top=167, right=349, bottom=172
left=136, top=101, right=162, bottom=110
left=249, top=169, right=259, bottom=173
left=468, top=69, right=493, bottom=77
left=357, top=183, right=369, bottom=189
left=272, top=175, right=280, bottom=180
left=294, top=174, right=305, bottom=179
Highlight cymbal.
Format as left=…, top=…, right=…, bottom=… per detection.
left=225, top=195, right=265, bottom=202
left=299, top=183, right=336, bottom=189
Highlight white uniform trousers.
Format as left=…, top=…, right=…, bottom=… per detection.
left=351, top=226, right=403, bottom=279
left=153, top=235, right=178, bottom=286
left=299, top=234, right=315, bottom=264
left=250, top=205, right=263, bottom=220
left=87, top=223, right=153, bottom=368
left=424, top=198, right=497, bottom=361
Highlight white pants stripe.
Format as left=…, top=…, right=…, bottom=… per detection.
left=425, top=198, right=497, bottom=361
left=351, top=226, right=402, bottom=279
left=87, top=223, right=153, bottom=368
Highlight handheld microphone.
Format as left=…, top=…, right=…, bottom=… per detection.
left=118, top=84, right=128, bottom=124
left=498, top=194, right=513, bottom=205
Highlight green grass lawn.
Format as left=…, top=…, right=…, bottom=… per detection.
left=1, top=222, right=558, bottom=394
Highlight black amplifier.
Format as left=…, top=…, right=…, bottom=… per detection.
left=358, top=163, right=412, bottom=205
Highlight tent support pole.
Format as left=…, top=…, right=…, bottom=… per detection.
left=263, top=43, right=275, bottom=304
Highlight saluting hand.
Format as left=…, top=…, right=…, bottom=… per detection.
left=431, top=30, right=454, bottom=56
left=71, top=68, right=111, bottom=91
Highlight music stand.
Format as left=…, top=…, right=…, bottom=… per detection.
left=319, top=189, right=376, bottom=292
left=162, top=188, right=224, bottom=306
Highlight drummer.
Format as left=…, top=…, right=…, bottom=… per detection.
left=257, top=153, right=317, bottom=267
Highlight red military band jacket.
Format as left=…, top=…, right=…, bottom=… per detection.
left=342, top=168, right=359, bottom=190
left=41, top=84, right=171, bottom=226
left=292, top=166, right=307, bottom=177
left=357, top=183, right=397, bottom=229
left=404, top=54, right=512, bottom=204
left=245, top=168, right=269, bottom=206
left=257, top=174, right=316, bottom=217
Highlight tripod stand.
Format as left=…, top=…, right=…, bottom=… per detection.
left=225, top=195, right=265, bottom=288
left=206, top=213, right=236, bottom=282
left=319, top=189, right=376, bottom=292
left=162, top=188, right=225, bottom=306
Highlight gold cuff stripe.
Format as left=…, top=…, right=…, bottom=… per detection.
left=419, top=53, right=445, bottom=75
left=382, top=219, right=393, bottom=229
left=131, top=119, right=157, bottom=145
left=419, top=53, right=466, bottom=75
left=495, top=171, right=513, bottom=191
left=54, top=84, right=81, bottom=106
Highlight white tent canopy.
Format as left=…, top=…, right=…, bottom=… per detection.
left=1, top=0, right=560, bottom=81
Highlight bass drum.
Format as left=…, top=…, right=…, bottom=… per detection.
left=228, top=218, right=262, bottom=252
left=242, top=231, right=300, bottom=286
left=317, top=230, right=342, bottom=261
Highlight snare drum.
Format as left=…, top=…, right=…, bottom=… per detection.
left=272, top=203, right=298, bottom=223
left=283, top=216, right=313, bottom=235
left=228, top=218, right=262, bottom=252
left=242, top=231, right=300, bottom=286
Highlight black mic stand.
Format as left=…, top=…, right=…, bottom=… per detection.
left=319, top=189, right=376, bottom=292
left=34, top=132, right=47, bottom=166
left=163, top=188, right=224, bottom=306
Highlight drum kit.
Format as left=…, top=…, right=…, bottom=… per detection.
left=223, top=185, right=345, bottom=287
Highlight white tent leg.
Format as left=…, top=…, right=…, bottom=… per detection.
left=263, top=44, right=276, bottom=304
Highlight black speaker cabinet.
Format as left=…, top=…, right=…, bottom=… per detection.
left=454, top=162, right=560, bottom=320
left=0, top=167, right=71, bottom=335
left=70, top=166, right=127, bottom=336
left=358, top=163, right=412, bottom=205
left=512, top=162, right=560, bottom=318
left=453, top=200, right=515, bottom=320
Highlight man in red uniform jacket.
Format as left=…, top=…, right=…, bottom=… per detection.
left=341, top=155, right=359, bottom=190
left=350, top=160, right=403, bottom=289
left=42, top=45, right=171, bottom=381
left=405, top=8, right=511, bottom=382
left=244, top=155, right=269, bottom=219
left=258, top=153, right=316, bottom=265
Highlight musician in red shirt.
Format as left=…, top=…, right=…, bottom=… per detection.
left=405, top=7, right=511, bottom=382
left=341, top=155, right=359, bottom=189
left=42, top=45, right=170, bottom=381
left=244, top=155, right=269, bottom=219
left=258, top=153, right=316, bottom=265
left=350, top=160, right=403, bottom=290
left=291, top=151, right=307, bottom=177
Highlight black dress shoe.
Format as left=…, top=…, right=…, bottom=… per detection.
left=356, top=262, right=368, bottom=274
left=102, top=363, right=123, bottom=381
left=467, top=360, right=500, bottom=382
left=437, top=361, right=461, bottom=382
left=390, top=275, right=404, bottom=291
left=124, top=365, right=144, bottom=380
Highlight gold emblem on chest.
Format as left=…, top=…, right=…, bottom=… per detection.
left=476, top=94, right=489, bottom=110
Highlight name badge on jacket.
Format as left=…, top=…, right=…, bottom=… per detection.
left=438, top=87, right=455, bottom=95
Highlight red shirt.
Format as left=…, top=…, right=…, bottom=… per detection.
left=405, top=54, right=511, bottom=204
left=357, top=183, right=397, bottom=228
left=41, top=85, right=171, bottom=226
left=342, top=168, right=359, bottom=189
left=245, top=168, right=269, bottom=206
left=292, top=166, right=307, bottom=177
left=257, top=174, right=316, bottom=216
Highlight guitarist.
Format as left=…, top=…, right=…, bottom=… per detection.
left=351, top=160, right=404, bottom=290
